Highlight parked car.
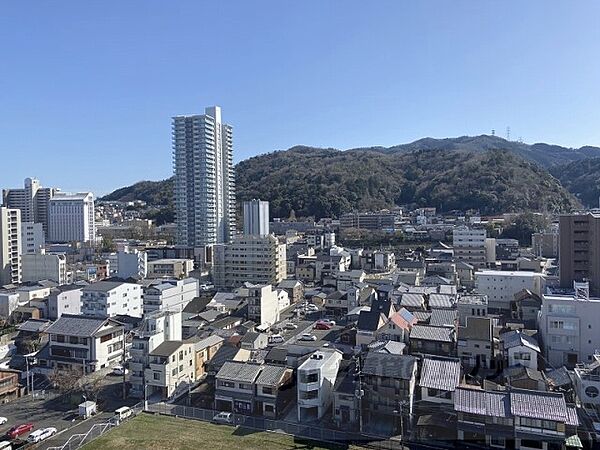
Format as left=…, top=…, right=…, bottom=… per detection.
left=321, top=319, right=336, bottom=326
left=0, top=417, right=7, bottom=425
left=27, top=427, right=56, bottom=443
left=0, top=440, right=12, bottom=450
left=268, top=334, right=284, bottom=344
left=212, top=412, right=233, bottom=425
left=112, top=365, right=128, bottom=376
left=284, top=322, right=298, bottom=330
left=314, top=322, right=332, bottom=330
left=7, top=423, right=34, bottom=439
left=299, top=333, right=317, bottom=341
left=305, top=304, right=319, bottom=312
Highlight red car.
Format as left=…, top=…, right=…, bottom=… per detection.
left=314, top=321, right=332, bottom=330
left=7, top=423, right=34, bottom=439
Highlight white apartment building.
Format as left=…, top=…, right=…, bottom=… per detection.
left=145, top=340, right=195, bottom=399
left=453, top=227, right=495, bottom=269
left=47, top=285, right=82, bottom=319
left=48, top=192, right=96, bottom=243
left=81, top=281, right=142, bottom=318
left=173, top=106, right=236, bottom=247
left=213, top=235, right=286, bottom=290
left=129, top=310, right=182, bottom=399
left=239, top=283, right=281, bottom=326
left=474, top=270, right=545, bottom=313
left=21, top=222, right=45, bottom=254
left=143, top=278, right=199, bottom=314
left=107, top=249, right=147, bottom=279
left=573, top=353, right=600, bottom=414
left=2, top=177, right=56, bottom=235
left=22, top=251, right=67, bottom=285
left=243, top=199, right=269, bottom=237
left=297, top=349, right=343, bottom=421
left=0, top=207, right=22, bottom=285
left=540, top=291, right=600, bottom=367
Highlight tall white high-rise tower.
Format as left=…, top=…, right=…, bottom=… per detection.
left=173, top=106, right=236, bottom=247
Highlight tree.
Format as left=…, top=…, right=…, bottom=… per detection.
left=501, top=212, right=550, bottom=246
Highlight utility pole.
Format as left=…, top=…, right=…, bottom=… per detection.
left=122, top=330, right=128, bottom=400
left=25, top=357, right=30, bottom=394
left=354, top=354, right=364, bottom=434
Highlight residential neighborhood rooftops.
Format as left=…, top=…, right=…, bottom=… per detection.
left=428, top=293, right=456, bottom=309
left=429, top=309, right=457, bottom=328
left=501, top=330, right=540, bottom=353
left=255, top=364, right=289, bottom=386
left=150, top=340, right=183, bottom=357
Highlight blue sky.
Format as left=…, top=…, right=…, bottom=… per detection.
left=1, top=1, right=599, bottom=194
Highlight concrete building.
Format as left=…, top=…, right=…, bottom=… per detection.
left=474, top=270, right=545, bottom=313
left=48, top=192, right=95, bottom=243
left=173, top=106, right=236, bottom=247
left=213, top=235, right=286, bottom=290
left=142, top=278, right=199, bottom=314
left=532, top=229, right=559, bottom=258
left=21, top=222, right=45, bottom=254
left=452, top=227, right=495, bottom=269
left=540, top=290, right=600, bottom=367
left=47, top=285, right=82, bottom=319
left=339, top=212, right=396, bottom=231
left=2, top=177, right=56, bottom=235
left=146, top=340, right=195, bottom=399
left=81, top=281, right=142, bottom=318
left=573, top=352, right=600, bottom=415
left=38, top=314, right=125, bottom=374
left=297, top=349, right=343, bottom=421
left=559, top=213, right=600, bottom=296
left=147, top=258, right=194, bottom=279
left=129, top=309, right=182, bottom=399
left=239, top=283, right=280, bottom=326
left=0, top=292, right=20, bottom=317
left=0, top=207, right=22, bottom=285
left=243, top=199, right=269, bottom=237
left=107, top=249, right=147, bottom=279
left=22, top=251, right=67, bottom=285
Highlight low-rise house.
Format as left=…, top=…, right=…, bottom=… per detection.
left=0, top=369, right=21, bottom=403
left=335, top=270, right=365, bottom=291
left=356, top=311, right=388, bottom=348
left=418, top=356, right=461, bottom=409
left=277, top=279, right=304, bottom=304
left=37, top=314, right=125, bottom=374
left=145, top=340, right=195, bottom=399
left=192, top=335, right=224, bottom=380
left=501, top=330, right=540, bottom=371
left=454, top=387, right=579, bottom=450
left=240, top=332, right=268, bottom=351
left=457, top=317, right=494, bottom=370
left=46, top=285, right=82, bottom=320
left=399, top=293, right=426, bottom=312
left=427, top=293, right=456, bottom=310
left=429, top=309, right=458, bottom=329
left=409, top=325, right=456, bottom=357
left=333, top=361, right=360, bottom=429
left=503, top=366, right=548, bottom=391
left=361, top=352, right=418, bottom=435
left=254, top=364, right=294, bottom=418
left=297, top=349, right=343, bottom=421
left=510, top=289, right=542, bottom=329
left=456, top=294, right=488, bottom=326
left=375, top=308, right=416, bottom=344
left=147, top=258, right=194, bottom=279
left=215, top=361, right=262, bottom=414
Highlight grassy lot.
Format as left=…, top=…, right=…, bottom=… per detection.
left=82, top=413, right=359, bottom=450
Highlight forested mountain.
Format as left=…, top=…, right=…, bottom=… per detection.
left=102, top=135, right=584, bottom=219
left=551, top=157, right=600, bottom=208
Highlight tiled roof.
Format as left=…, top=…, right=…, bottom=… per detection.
left=357, top=311, right=386, bottom=331
left=44, top=314, right=116, bottom=337
left=362, top=352, right=417, bottom=380
left=428, top=294, right=456, bottom=309
left=216, top=361, right=262, bottom=383
left=412, top=311, right=432, bottom=323
left=429, top=309, right=457, bottom=328
left=150, top=340, right=183, bottom=357
left=510, top=389, right=568, bottom=422
left=193, top=335, right=224, bottom=351
left=410, top=325, right=454, bottom=343
left=389, top=308, right=416, bottom=330
left=400, top=293, right=424, bottom=308
left=501, top=330, right=540, bottom=353
left=454, top=387, right=510, bottom=418
left=368, top=340, right=406, bottom=355
left=420, top=357, right=461, bottom=391
left=255, top=364, right=289, bottom=386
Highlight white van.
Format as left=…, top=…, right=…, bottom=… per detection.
left=114, top=406, right=133, bottom=422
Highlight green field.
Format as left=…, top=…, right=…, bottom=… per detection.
left=82, top=413, right=358, bottom=450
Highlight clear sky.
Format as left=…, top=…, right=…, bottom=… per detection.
left=1, top=1, right=599, bottom=194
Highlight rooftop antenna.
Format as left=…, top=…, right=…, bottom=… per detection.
left=491, top=129, right=495, bottom=136
left=506, top=126, right=511, bottom=141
